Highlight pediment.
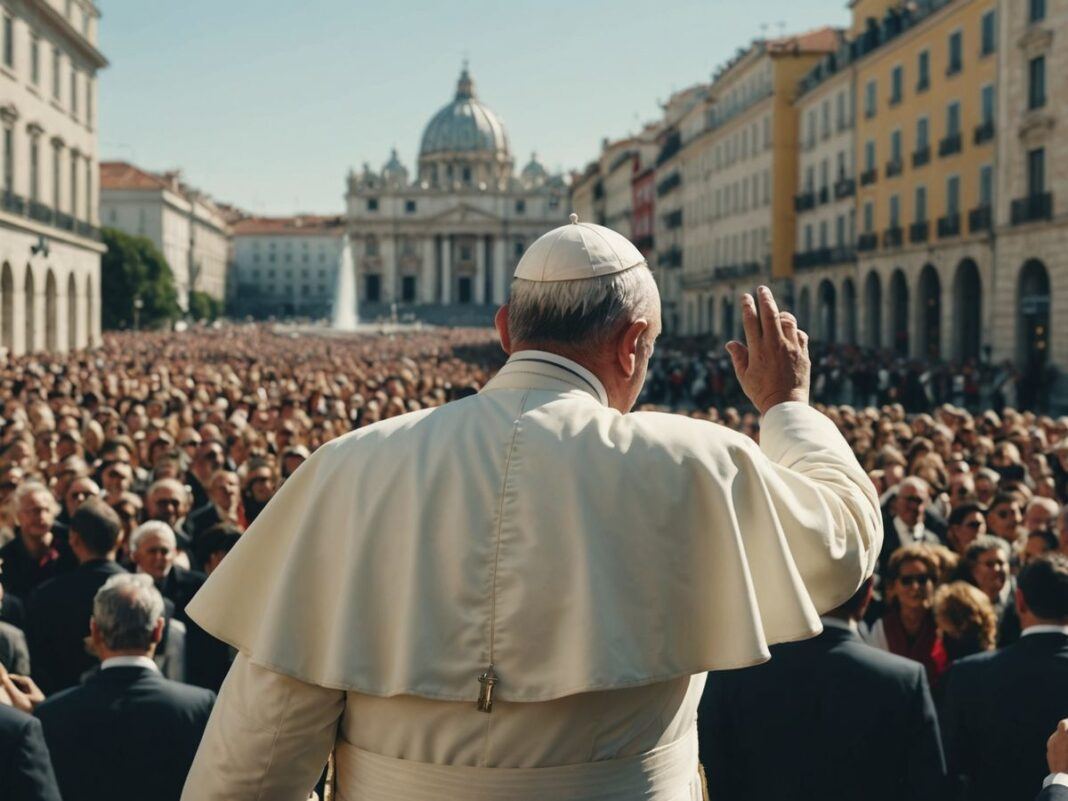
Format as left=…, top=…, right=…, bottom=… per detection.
left=425, top=203, right=503, bottom=225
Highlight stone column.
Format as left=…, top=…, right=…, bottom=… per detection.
left=380, top=235, right=396, bottom=302
left=440, top=235, right=452, bottom=304
left=421, top=237, right=436, bottom=303
left=493, top=236, right=507, bottom=304
left=474, top=234, right=486, bottom=304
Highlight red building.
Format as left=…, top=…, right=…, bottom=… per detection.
left=631, top=166, right=655, bottom=259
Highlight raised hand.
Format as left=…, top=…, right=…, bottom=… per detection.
left=725, top=286, right=811, bottom=415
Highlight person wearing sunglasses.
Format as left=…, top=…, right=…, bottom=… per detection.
left=946, top=502, right=988, bottom=558
left=865, top=544, right=948, bottom=687
left=880, top=476, right=942, bottom=575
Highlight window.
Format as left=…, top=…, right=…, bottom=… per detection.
left=365, top=238, right=378, bottom=257
left=1030, top=0, right=1046, bottom=23
left=86, top=78, right=92, bottom=127
left=948, top=31, right=963, bottom=75
left=915, top=185, right=927, bottom=221
left=1028, top=148, right=1045, bottom=195
left=366, top=198, right=378, bottom=212
left=84, top=159, right=90, bottom=217
left=947, top=102, right=961, bottom=136
left=806, top=110, right=816, bottom=146
left=31, top=36, right=39, bottom=85
left=820, top=159, right=829, bottom=190
left=836, top=215, right=845, bottom=246
left=71, top=70, right=78, bottom=118
left=946, top=175, right=961, bottom=215
left=979, top=164, right=993, bottom=207
left=804, top=165, right=814, bottom=191
left=981, top=85, right=995, bottom=124
left=917, top=50, right=930, bottom=91
left=1028, top=56, right=1046, bottom=109
left=864, top=140, right=876, bottom=172
left=863, top=201, right=874, bottom=233
left=836, top=150, right=847, bottom=179
left=819, top=220, right=828, bottom=247
left=889, top=195, right=900, bottom=227
left=29, top=135, right=39, bottom=202
left=864, top=80, right=877, bottom=118
left=821, top=100, right=830, bottom=138
left=70, top=152, right=77, bottom=217
left=890, top=66, right=903, bottom=105
left=836, top=90, right=847, bottom=129
left=981, top=10, right=996, bottom=56
left=404, top=199, right=416, bottom=213
left=2, top=14, right=12, bottom=70
left=52, top=47, right=61, bottom=100
left=890, top=130, right=902, bottom=164
left=916, top=117, right=929, bottom=150
left=3, top=127, right=13, bottom=193
left=804, top=224, right=813, bottom=252
left=515, top=199, right=526, bottom=214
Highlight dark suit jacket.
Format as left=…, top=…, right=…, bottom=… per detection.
left=698, top=622, right=945, bottom=801
left=0, top=620, right=30, bottom=674
left=0, top=528, right=77, bottom=599
left=0, top=703, right=62, bottom=801
left=1038, top=786, right=1068, bottom=801
left=26, top=559, right=126, bottom=695
left=0, top=592, right=25, bottom=629
left=878, top=509, right=941, bottom=573
left=184, top=502, right=221, bottom=546
left=36, top=664, right=215, bottom=801
left=160, top=565, right=206, bottom=623
left=184, top=617, right=234, bottom=692
left=941, top=632, right=1068, bottom=801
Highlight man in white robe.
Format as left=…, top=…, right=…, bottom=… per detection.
left=181, top=215, right=882, bottom=801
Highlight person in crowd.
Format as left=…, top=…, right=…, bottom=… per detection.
left=25, top=498, right=125, bottom=695
left=35, top=573, right=214, bottom=801
left=61, top=476, right=99, bottom=521
left=99, top=460, right=133, bottom=505
left=0, top=483, right=75, bottom=602
left=184, top=524, right=241, bottom=692
left=941, top=554, right=1068, bottom=801
left=185, top=469, right=243, bottom=545
left=987, top=492, right=1026, bottom=545
left=0, top=563, right=29, bottom=672
left=129, top=521, right=204, bottom=624
left=1026, top=498, right=1061, bottom=535
left=1026, top=530, right=1061, bottom=565
left=880, top=477, right=942, bottom=572
left=699, top=578, right=945, bottom=801
left=143, top=480, right=192, bottom=549
left=973, top=468, right=1000, bottom=507
left=186, top=441, right=225, bottom=511
left=0, top=698, right=61, bottom=801
left=240, top=457, right=276, bottom=525
left=865, top=544, right=948, bottom=687
left=933, top=581, right=997, bottom=663
left=962, top=535, right=1018, bottom=645
left=946, top=503, right=987, bottom=558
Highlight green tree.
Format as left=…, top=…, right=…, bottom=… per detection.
left=188, top=290, right=223, bottom=321
left=100, top=227, right=181, bottom=330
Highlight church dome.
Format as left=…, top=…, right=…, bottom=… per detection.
left=520, top=152, right=548, bottom=186
left=419, top=67, right=510, bottom=158
left=381, top=148, right=408, bottom=186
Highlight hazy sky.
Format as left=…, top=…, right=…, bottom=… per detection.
left=99, top=0, right=849, bottom=215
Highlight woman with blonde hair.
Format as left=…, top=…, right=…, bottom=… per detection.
left=933, top=580, right=997, bottom=662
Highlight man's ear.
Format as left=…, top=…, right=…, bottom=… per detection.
left=616, top=319, right=649, bottom=378
left=151, top=617, right=165, bottom=646
left=495, top=305, right=512, bottom=355
left=1015, top=586, right=1029, bottom=617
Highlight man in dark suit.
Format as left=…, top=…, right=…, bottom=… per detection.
left=26, top=498, right=126, bottom=695
left=185, top=525, right=241, bottom=691
left=0, top=703, right=62, bottom=801
left=0, top=483, right=76, bottom=600
left=129, top=520, right=206, bottom=622
left=941, top=554, right=1068, bottom=801
left=35, top=572, right=215, bottom=801
left=879, top=476, right=942, bottom=572
left=698, top=578, right=945, bottom=801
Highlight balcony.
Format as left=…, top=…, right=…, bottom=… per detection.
left=909, top=220, right=929, bottom=243
left=834, top=178, right=855, bottom=199
left=938, top=133, right=962, bottom=157
left=912, top=147, right=931, bottom=168
left=974, top=120, right=995, bottom=145
left=937, top=213, right=961, bottom=238
left=794, top=191, right=816, bottom=212
left=857, top=232, right=878, bottom=252
left=713, top=262, right=761, bottom=281
left=818, top=187, right=830, bottom=205
left=662, top=209, right=683, bottom=230
left=1011, top=192, right=1054, bottom=225
left=968, top=205, right=992, bottom=233
left=882, top=226, right=904, bottom=248
left=656, top=172, right=681, bottom=197
left=860, top=168, right=878, bottom=187
left=76, top=220, right=100, bottom=240
left=886, top=160, right=903, bottom=178
left=1, top=189, right=25, bottom=215
left=657, top=246, right=682, bottom=268
left=793, top=247, right=857, bottom=271
left=55, top=211, right=74, bottom=232
left=28, top=200, right=53, bottom=225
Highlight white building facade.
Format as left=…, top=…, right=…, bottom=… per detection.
left=345, top=67, right=567, bottom=321
left=230, top=215, right=345, bottom=318
left=0, top=0, right=106, bottom=354
left=100, top=162, right=232, bottom=309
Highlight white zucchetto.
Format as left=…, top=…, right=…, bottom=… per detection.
left=514, top=213, right=646, bottom=283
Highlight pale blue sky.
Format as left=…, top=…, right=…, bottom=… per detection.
left=99, top=0, right=849, bottom=215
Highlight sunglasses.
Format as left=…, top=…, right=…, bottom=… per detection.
left=962, top=520, right=983, bottom=530
left=898, top=574, right=933, bottom=587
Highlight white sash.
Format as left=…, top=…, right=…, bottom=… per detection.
left=334, top=727, right=701, bottom=801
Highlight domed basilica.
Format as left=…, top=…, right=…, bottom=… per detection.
left=345, top=66, right=567, bottom=316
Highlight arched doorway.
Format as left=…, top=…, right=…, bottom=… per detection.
left=85, top=274, right=94, bottom=347
left=721, top=296, right=735, bottom=342
left=45, top=269, right=57, bottom=352
left=889, top=270, right=909, bottom=356
left=0, top=263, right=12, bottom=352
left=865, top=272, right=882, bottom=348
left=953, top=259, right=982, bottom=362
left=798, top=286, right=812, bottom=333
left=67, top=273, right=78, bottom=351
left=817, top=279, right=837, bottom=343
left=24, top=266, right=34, bottom=352
left=917, top=264, right=941, bottom=359
left=1017, top=259, right=1051, bottom=410
left=842, top=278, right=857, bottom=345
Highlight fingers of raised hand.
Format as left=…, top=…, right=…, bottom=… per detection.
left=741, top=294, right=761, bottom=348
left=725, top=341, right=750, bottom=376
left=756, top=287, right=784, bottom=342
left=779, top=311, right=799, bottom=346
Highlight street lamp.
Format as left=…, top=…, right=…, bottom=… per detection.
left=133, top=296, right=144, bottom=332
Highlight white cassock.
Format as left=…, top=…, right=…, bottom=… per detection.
left=181, top=349, right=882, bottom=801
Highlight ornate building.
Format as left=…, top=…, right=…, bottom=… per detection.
left=345, top=66, right=567, bottom=319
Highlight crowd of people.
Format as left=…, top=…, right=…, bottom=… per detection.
left=0, top=322, right=1065, bottom=800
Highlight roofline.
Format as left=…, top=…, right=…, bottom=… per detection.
left=28, top=0, right=108, bottom=69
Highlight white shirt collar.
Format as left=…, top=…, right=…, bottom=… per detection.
left=893, top=516, right=924, bottom=544
left=100, top=655, right=160, bottom=672
left=1021, top=625, right=1068, bottom=638
left=505, top=350, right=610, bottom=406
left=820, top=615, right=858, bottom=633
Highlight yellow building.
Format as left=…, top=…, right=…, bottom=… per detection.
left=679, top=28, right=839, bottom=339
left=852, top=0, right=998, bottom=361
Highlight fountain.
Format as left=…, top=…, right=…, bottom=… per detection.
left=331, top=238, right=359, bottom=331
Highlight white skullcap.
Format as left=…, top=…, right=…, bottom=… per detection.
left=514, top=213, right=645, bottom=282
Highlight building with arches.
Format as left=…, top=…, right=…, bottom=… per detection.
left=344, top=66, right=568, bottom=320
left=0, top=0, right=105, bottom=355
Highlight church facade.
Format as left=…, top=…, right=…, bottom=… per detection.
left=345, top=67, right=567, bottom=320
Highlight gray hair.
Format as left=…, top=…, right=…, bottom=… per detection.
left=93, top=573, right=165, bottom=651
left=507, top=266, right=659, bottom=348
left=9, top=481, right=59, bottom=515
left=129, top=520, right=177, bottom=553
left=965, top=534, right=1011, bottom=562
left=899, top=476, right=931, bottom=498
